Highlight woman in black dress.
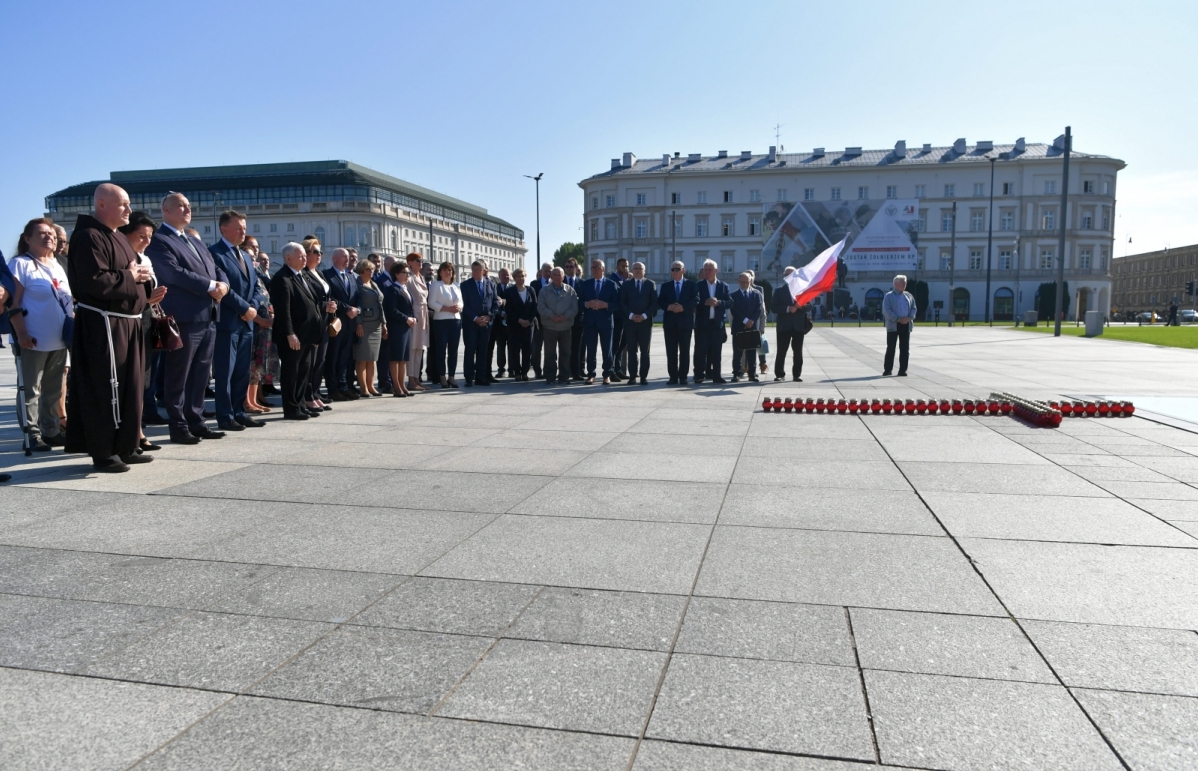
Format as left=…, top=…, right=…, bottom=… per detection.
left=382, top=261, right=417, bottom=396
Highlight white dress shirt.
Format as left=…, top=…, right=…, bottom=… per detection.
left=428, top=280, right=463, bottom=320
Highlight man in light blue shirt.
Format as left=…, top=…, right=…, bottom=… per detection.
left=882, top=274, right=916, bottom=376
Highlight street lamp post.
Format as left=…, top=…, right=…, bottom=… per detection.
left=984, top=156, right=997, bottom=324
left=524, top=173, right=542, bottom=270
left=1013, top=236, right=1021, bottom=324
left=948, top=201, right=958, bottom=326
left=1054, top=126, right=1072, bottom=337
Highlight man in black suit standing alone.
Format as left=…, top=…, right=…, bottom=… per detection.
left=146, top=193, right=229, bottom=444
left=771, top=265, right=807, bottom=382
left=270, top=243, right=322, bottom=419
left=657, top=260, right=697, bottom=385
left=618, top=261, right=656, bottom=385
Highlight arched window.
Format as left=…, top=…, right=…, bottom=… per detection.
left=344, top=226, right=355, bottom=246
left=314, top=226, right=326, bottom=245
left=864, top=288, right=885, bottom=319
left=953, top=287, right=971, bottom=321
left=993, top=287, right=1014, bottom=321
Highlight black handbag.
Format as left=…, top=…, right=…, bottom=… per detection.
left=150, top=304, right=183, bottom=351
left=734, top=329, right=762, bottom=349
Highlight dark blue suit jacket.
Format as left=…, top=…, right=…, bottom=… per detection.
left=460, top=277, right=499, bottom=327
left=657, top=278, right=699, bottom=331
left=147, top=225, right=228, bottom=325
left=576, top=277, right=621, bottom=329
left=730, top=287, right=764, bottom=331
left=322, top=266, right=359, bottom=327
left=694, top=279, right=731, bottom=329
left=210, top=239, right=264, bottom=331
left=563, top=276, right=584, bottom=326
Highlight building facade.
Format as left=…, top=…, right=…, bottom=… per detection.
left=579, top=139, right=1124, bottom=320
left=1111, top=244, right=1198, bottom=316
left=47, top=161, right=525, bottom=275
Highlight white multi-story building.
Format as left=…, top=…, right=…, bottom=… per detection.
left=47, top=161, right=526, bottom=275
left=579, top=139, right=1124, bottom=320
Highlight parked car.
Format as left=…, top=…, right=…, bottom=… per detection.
left=1179, top=309, right=1197, bottom=323
left=1136, top=311, right=1160, bottom=323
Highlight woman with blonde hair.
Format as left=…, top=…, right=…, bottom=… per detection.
left=351, top=258, right=386, bottom=396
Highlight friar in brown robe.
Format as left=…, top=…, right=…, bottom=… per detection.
left=64, top=183, right=155, bottom=471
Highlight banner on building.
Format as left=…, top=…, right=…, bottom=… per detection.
left=761, top=199, right=921, bottom=273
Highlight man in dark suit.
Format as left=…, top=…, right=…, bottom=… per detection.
left=693, top=259, right=731, bottom=384
left=146, top=193, right=229, bottom=444
left=657, top=260, right=697, bottom=385
left=269, top=243, right=322, bottom=419
left=730, top=272, right=764, bottom=382
left=321, top=247, right=361, bottom=400
left=209, top=210, right=267, bottom=432
left=529, top=262, right=553, bottom=380
left=460, top=259, right=498, bottom=386
left=771, top=266, right=807, bottom=382
left=489, top=267, right=512, bottom=379
left=618, top=261, right=656, bottom=385
left=375, top=256, right=395, bottom=393
left=609, top=257, right=630, bottom=381
left=502, top=268, right=538, bottom=381
left=576, top=258, right=621, bottom=385
left=564, top=259, right=585, bottom=380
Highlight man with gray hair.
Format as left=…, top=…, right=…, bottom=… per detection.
left=658, top=260, right=698, bottom=384
left=537, top=267, right=578, bottom=383
left=269, top=242, right=322, bottom=418
left=771, top=265, right=807, bottom=381
left=882, top=274, right=916, bottom=376
left=529, top=261, right=554, bottom=379
left=618, top=261, right=656, bottom=384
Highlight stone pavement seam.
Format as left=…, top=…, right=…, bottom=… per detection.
left=844, top=606, right=883, bottom=763
left=861, top=415, right=1134, bottom=770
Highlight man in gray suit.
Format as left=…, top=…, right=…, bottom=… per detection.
left=882, top=274, right=916, bottom=377
left=618, top=261, right=656, bottom=385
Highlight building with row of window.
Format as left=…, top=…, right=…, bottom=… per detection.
left=46, top=161, right=526, bottom=275
left=578, top=138, right=1124, bottom=320
left=1111, top=244, right=1198, bottom=315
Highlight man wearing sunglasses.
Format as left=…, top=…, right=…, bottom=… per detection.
left=657, top=261, right=698, bottom=385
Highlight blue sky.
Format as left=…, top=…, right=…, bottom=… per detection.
left=2, top=0, right=1194, bottom=267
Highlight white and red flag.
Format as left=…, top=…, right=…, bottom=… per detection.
left=783, top=239, right=847, bottom=306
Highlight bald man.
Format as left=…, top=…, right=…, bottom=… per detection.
left=64, top=184, right=155, bottom=471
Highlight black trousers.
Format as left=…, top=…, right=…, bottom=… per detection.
left=324, top=323, right=353, bottom=392
left=507, top=323, right=533, bottom=376
left=884, top=323, right=911, bottom=374
left=570, top=324, right=584, bottom=378
left=278, top=341, right=313, bottom=415
left=663, top=326, right=692, bottom=381
left=693, top=324, right=725, bottom=380
left=489, top=323, right=508, bottom=375
left=625, top=319, right=651, bottom=379
left=306, top=326, right=329, bottom=401
left=775, top=328, right=804, bottom=378
left=531, top=324, right=544, bottom=377
left=462, top=322, right=491, bottom=383
left=164, top=320, right=214, bottom=435
left=612, top=318, right=627, bottom=375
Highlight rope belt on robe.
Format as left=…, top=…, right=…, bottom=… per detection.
left=76, top=303, right=143, bottom=428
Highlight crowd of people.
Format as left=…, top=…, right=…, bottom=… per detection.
left=0, top=184, right=917, bottom=477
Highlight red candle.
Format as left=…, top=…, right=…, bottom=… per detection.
left=871, top=400, right=883, bottom=414
left=1098, top=401, right=1111, bottom=416
left=836, top=399, right=848, bottom=414
left=1122, top=401, right=1135, bottom=416
left=951, top=401, right=963, bottom=414
left=927, top=400, right=939, bottom=414
left=847, top=399, right=859, bottom=414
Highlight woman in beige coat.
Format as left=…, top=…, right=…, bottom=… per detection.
left=404, top=252, right=429, bottom=391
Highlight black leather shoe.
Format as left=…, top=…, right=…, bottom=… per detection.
left=345, top=390, right=360, bottom=400
left=139, top=438, right=162, bottom=452
left=119, top=452, right=154, bottom=465
left=237, top=416, right=267, bottom=428
left=171, top=432, right=200, bottom=445
left=30, top=440, right=52, bottom=452
left=217, top=422, right=246, bottom=432
left=626, top=378, right=638, bottom=385
left=793, top=376, right=803, bottom=382
left=731, top=376, right=741, bottom=383
left=330, top=391, right=349, bottom=402
left=882, top=371, right=892, bottom=376
left=94, top=456, right=130, bottom=473
left=192, top=427, right=226, bottom=440
left=693, top=378, right=704, bottom=385
left=667, top=378, right=678, bottom=385
left=305, top=409, right=322, bottom=417
left=897, top=371, right=908, bottom=377
left=283, top=412, right=309, bottom=421
left=464, top=380, right=474, bottom=387
left=712, top=377, right=727, bottom=384
left=0, top=474, right=10, bottom=483
left=749, top=375, right=759, bottom=382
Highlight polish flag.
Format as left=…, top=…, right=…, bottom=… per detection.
left=783, top=239, right=846, bottom=307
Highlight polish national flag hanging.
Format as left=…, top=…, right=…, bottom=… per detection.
left=783, top=239, right=847, bottom=307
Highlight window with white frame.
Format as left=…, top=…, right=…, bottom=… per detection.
left=592, top=197, right=599, bottom=210
left=672, top=216, right=682, bottom=237
left=973, top=183, right=985, bottom=196
left=670, top=192, right=681, bottom=205
left=886, top=185, right=897, bottom=199
left=998, top=250, right=1012, bottom=270
left=1045, top=180, right=1057, bottom=195
left=1100, top=247, right=1109, bottom=269
left=914, top=184, right=926, bottom=198
left=696, top=217, right=708, bottom=237
left=252, top=224, right=260, bottom=233
left=916, top=211, right=926, bottom=232
left=803, top=188, right=814, bottom=201
left=970, top=211, right=985, bottom=232
left=778, top=188, right=788, bottom=202
left=636, top=193, right=646, bottom=206
left=944, top=184, right=956, bottom=197
left=203, top=225, right=211, bottom=234
left=830, top=187, right=841, bottom=200
left=605, top=195, right=615, bottom=207
left=589, top=222, right=598, bottom=240
left=749, top=189, right=760, bottom=203
left=1000, top=211, right=1014, bottom=230
left=941, top=211, right=955, bottom=232
left=1083, top=180, right=1094, bottom=194
left=1002, top=182, right=1014, bottom=195
left=721, top=216, right=735, bottom=237
left=1042, top=209, right=1056, bottom=230
left=1039, top=247, right=1055, bottom=269
left=748, top=253, right=759, bottom=271
left=857, top=186, right=869, bottom=200
left=723, top=191, right=733, bottom=203
left=604, top=221, right=616, bottom=239
left=1078, top=248, right=1092, bottom=269
left=270, top=223, right=278, bottom=232
left=697, top=191, right=707, bottom=204
left=939, top=249, right=952, bottom=270
left=286, top=223, right=294, bottom=232
left=635, top=220, right=647, bottom=238
left=969, top=249, right=983, bottom=270
left=1102, top=211, right=1110, bottom=230
left=748, top=216, right=760, bottom=236
left=721, top=255, right=734, bottom=273
left=1102, top=181, right=1110, bottom=195
left=1081, top=214, right=1093, bottom=229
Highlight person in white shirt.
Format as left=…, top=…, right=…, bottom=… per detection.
left=427, top=261, right=463, bottom=388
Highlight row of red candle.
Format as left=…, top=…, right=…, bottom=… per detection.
left=761, top=397, right=1015, bottom=415
left=1049, top=400, right=1136, bottom=417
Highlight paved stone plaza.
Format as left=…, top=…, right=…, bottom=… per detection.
left=2, top=326, right=1196, bottom=770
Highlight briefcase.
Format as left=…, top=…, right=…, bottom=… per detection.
left=734, top=330, right=762, bottom=349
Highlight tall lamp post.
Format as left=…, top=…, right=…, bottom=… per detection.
left=947, top=200, right=958, bottom=326
left=1053, top=126, right=1072, bottom=336
left=984, top=155, right=997, bottom=324
left=1013, top=236, right=1021, bottom=324
left=524, top=173, right=542, bottom=271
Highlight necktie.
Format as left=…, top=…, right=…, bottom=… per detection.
left=179, top=231, right=201, bottom=260
left=342, top=271, right=351, bottom=294
left=595, top=279, right=600, bottom=295
left=636, top=280, right=642, bottom=292
left=676, top=281, right=681, bottom=297
left=234, top=246, right=248, bottom=277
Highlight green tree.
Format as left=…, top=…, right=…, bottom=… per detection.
left=553, top=242, right=585, bottom=268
